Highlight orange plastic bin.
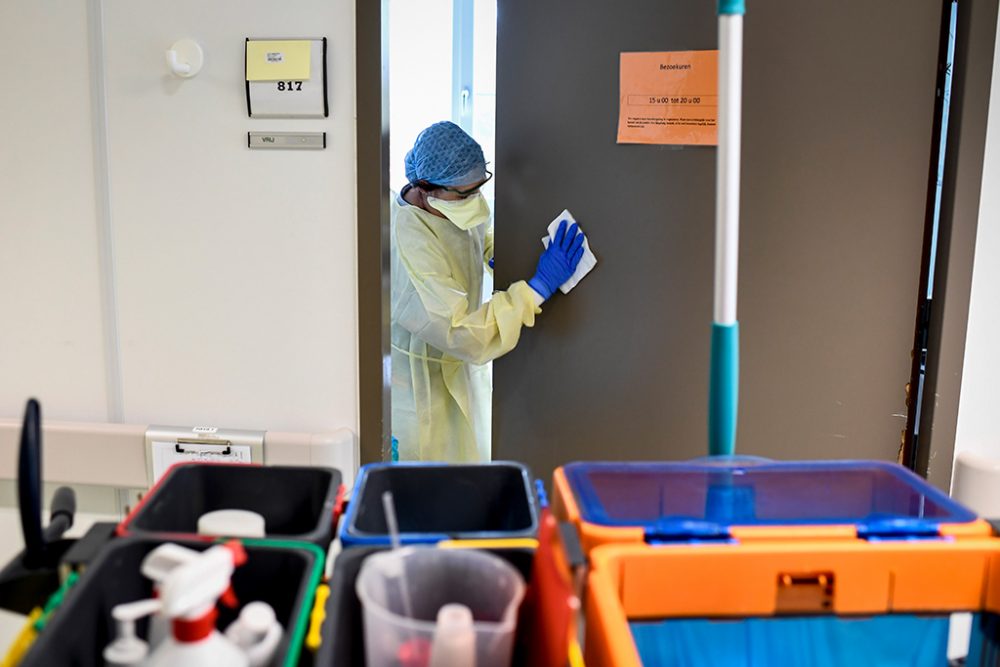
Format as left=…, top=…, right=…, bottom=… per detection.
left=554, top=458, right=1000, bottom=666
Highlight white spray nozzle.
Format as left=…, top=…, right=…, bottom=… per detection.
left=104, top=599, right=161, bottom=666
left=159, top=542, right=245, bottom=619
left=113, top=598, right=163, bottom=622
left=141, top=542, right=200, bottom=583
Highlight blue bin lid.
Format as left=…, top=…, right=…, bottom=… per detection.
left=564, top=459, right=977, bottom=540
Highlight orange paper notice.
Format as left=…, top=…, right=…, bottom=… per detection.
left=617, top=50, right=719, bottom=146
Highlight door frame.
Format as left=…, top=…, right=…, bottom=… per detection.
left=908, top=0, right=999, bottom=489
left=356, top=0, right=391, bottom=464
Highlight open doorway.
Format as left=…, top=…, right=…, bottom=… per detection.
left=385, top=0, right=499, bottom=461
left=388, top=0, right=497, bottom=207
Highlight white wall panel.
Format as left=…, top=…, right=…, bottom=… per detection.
left=102, top=0, right=358, bottom=433
left=1, top=0, right=359, bottom=438
left=0, top=2, right=109, bottom=422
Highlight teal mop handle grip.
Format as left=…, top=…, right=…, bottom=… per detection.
left=709, top=322, right=739, bottom=456
left=718, top=0, right=745, bottom=15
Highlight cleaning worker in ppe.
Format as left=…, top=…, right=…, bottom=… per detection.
left=392, top=121, right=586, bottom=462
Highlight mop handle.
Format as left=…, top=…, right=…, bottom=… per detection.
left=709, top=0, right=744, bottom=456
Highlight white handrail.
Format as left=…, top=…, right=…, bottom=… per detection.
left=0, top=419, right=358, bottom=490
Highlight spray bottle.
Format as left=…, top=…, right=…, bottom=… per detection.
left=146, top=541, right=249, bottom=667
left=102, top=541, right=250, bottom=667
left=139, top=542, right=201, bottom=650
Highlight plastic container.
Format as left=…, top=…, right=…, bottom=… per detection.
left=340, top=462, right=538, bottom=547
left=553, top=458, right=984, bottom=553
left=354, top=547, right=526, bottom=667
left=585, top=536, right=1000, bottom=666
left=19, top=536, right=324, bottom=667
left=318, top=546, right=535, bottom=666
left=553, top=458, right=1000, bottom=666
left=119, top=463, right=345, bottom=549
left=520, top=509, right=586, bottom=667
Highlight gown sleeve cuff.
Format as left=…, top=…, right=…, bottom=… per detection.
left=510, top=280, right=545, bottom=313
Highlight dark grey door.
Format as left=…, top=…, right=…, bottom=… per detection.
left=493, top=0, right=943, bottom=480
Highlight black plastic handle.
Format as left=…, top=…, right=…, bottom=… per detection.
left=43, top=486, right=76, bottom=543
left=18, top=399, right=44, bottom=566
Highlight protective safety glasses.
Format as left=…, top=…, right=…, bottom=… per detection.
left=428, top=170, right=493, bottom=198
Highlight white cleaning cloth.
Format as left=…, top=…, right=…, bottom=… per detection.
left=541, top=209, right=597, bottom=294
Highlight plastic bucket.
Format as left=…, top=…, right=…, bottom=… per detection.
left=19, top=536, right=323, bottom=667
left=318, top=546, right=535, bottom=666
left=341, top=462, right=537, bottom=547
left=355, top=547, right=525, bottom=667
left=119, top=463, right=344, bottom=549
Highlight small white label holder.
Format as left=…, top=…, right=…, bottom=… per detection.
left=145, top=425, right=265, bottom=485
left=246, top=37, right=328, bottom=119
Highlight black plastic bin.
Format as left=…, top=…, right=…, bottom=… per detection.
left=119, top=463, right=344, bottom=549
left=340, top=462, right=538, bottom=547
left=316, top=546, right=535, bottom=666
left=20, top=536, right=323, bottom=667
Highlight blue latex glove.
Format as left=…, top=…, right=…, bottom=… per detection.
left=528, top=220, right=586, bottom=300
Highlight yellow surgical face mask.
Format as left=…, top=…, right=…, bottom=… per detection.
left=428, top=192, right=491, bottom=230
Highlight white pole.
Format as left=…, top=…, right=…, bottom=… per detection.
left=715, top=14, right=743, bottom=326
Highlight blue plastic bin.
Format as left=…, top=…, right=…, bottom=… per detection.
left=556, top=458, right=979, bottom=551
left=340, top=462, right=539, bottom=547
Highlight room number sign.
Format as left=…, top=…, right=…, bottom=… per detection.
left=246, top=38, right=328, bottom=118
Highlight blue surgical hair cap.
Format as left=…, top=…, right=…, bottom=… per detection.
left=404, top=121, right=487, bottom=187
